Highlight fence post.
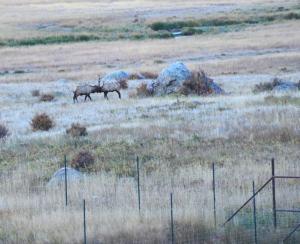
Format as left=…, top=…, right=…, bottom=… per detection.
left=252, top=181, right=258, bottom=244
left=271, top=158, right=277, bottom=229
left=170, top=193, right=175, bottom=244
left=64, top=155, right=68, bottom=206
left=212, top=163, right=217, bottom=228
left=83, top=199, right=87, bottom=244
left=136, top=156, right=141, bottom=212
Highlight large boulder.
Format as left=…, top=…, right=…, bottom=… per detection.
left=101, top=70, right=129, bottom=82
left=47, top=167, right=83, bottom=186
left=152, top=62, right=192, bottom=95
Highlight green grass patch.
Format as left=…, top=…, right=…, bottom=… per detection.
left=0, top=34, right=101, bottom=47
left=148, top=11, right=300, bottom=31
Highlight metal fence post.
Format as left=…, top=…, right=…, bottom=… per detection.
left=64, top=155, right=68, bottom=206
left=136, top=156, right=141, bottom=212
left=252, top=181, right=258, bottom=244
left=212, top=163, right=217, bottom=228
left=271, top=158, right=277, bottom=229
left=83, top=199, right=87, bottom=244
left=170, top=193, right=174, bottom=244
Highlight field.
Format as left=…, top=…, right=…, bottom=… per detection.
left=0, top=0, right=300, bottom=243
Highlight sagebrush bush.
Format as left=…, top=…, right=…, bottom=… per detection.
left=128, top=71, right=158, bottom=80
left=181, top=70, right=213, bottom=95
left=66, top=123, right=87, bottom=137
left=31, top=89, right=40, bottom=97
left=71, top=151, right=95, bottom=170
left=0, top=124, right=9, bottom=139
left=119, top=79, right=128, bottom=89
left=253, top=78, right=282, bottom=93
left=39, top=93, right=54, bottom=102
left=31, top=113, right=54, bottom=131
left=140, top=71, right=158, bottom=79
left=136, top=83, right=153, bottom=97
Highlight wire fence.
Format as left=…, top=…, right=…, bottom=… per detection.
left=1, top=156, right=300, bottom=243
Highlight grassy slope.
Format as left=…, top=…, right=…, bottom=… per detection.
left=0, top=0, right=300, bottom=243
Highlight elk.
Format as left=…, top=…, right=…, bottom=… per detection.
left=73, top=84, right=101, bottom=103
left=97, top=76, right=127, bottom=100
left=73, top=75, right=128, bottom=102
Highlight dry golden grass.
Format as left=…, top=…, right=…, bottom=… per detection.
left=1, top=21, right=300, bottom=84
left=0, top=0, right=300, bottom=242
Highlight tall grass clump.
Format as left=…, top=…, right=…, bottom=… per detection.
left=31, top=89, right=40, bottom=97
left=0, top=124, right=9, bottom=140
left=136, top=83, right=153, bottom=97
left=71, top=150, right=95, bottom=171
left=39, top=93, right=54, bottom=102
left=31, top=113, right=54, bottom=131
left=66, top=123, right=87, bottom=137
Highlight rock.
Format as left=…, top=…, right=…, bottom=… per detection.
left=153, top=62, right=192, bottom=95
left=47, top=167, right=83, bottom=186
left=101, top=71, right=129, bottom=82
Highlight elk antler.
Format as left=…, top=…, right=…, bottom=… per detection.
left=98, top=75, right=102, bottom=86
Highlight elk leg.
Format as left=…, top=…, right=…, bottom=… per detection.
left=115, top=90, right=121, bottom=99
left=104, top=92, right=109, bottom=100
left=87, top=94, right=92, bottom=101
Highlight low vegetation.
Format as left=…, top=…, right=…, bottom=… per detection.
left=39, top=93, right=54, bottom=102
left=149, top=11, right=300, bottom=31
left=135, top=83, right=153, bottom=97
left=119, top=79, right=128, bottom=89
left=71, top=150, right=95, bottom=171
left=0, top=7, right=299, bottom=47
left=181, top=70, right=215, bottom=95
left=129, top=71, right=158, bottom=80
left=66, top=123, right=88, bottom=137
left=31, top=89, right=40, bottom=97
left=0, top=124, right=9, bottom=139
left=264, top=95, right=300, bottom=106
left=31, top=113, right=54, bottom=131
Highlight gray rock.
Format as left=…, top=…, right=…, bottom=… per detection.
left=153, top=62, right=192, bottom=95
left=102, top=71, right=129, bottom=82
left=47, top=167, right=83, bottom=186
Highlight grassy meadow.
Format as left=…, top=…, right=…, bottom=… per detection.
left=0, top=0, right=300, bottom=243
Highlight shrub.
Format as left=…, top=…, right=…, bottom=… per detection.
left=140, top=71, right=158, bottom=79
left=128, top=73, right=143, bottom=80
left=182, top=27, right=203, bottom=36
left=136, top=83, right=153, bottom=97
left=129, top=71, right=158, bottom=80
left=283, top=12, right=300, bottom=20
left=253, top=78, right=281, bottom=93
left=119, top=79, right=128, bottom=89
left=181, top=70, right=213, bottom=95
left=39, top=93, right=54, bottom=102
left=71, top=151, right=95, bottom=170
left=149, top=30, right=172, bottom=39
left=31, top=113, right=54, bottom=131
left=66, top=123, right=87, bottom=137
left=0, top=124, right=9, bottom=139
left=31, top=89, right=40, bottom=97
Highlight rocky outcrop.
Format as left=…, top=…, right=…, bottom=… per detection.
left=101, top=71, right=129, bottom=82
left=152, top=62, right=192, bottom=95
left=47, top=167, right=83, bottom=186
left=151, top=62, right=224, bottom=96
